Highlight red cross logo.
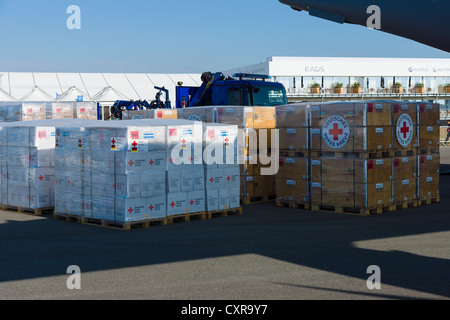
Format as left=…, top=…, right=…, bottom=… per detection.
left=227, top=176, right=231, bottom=182
left=38, top=175, right=44, bottom=181
left=329, top=123, right=343, bottom=141
left=181, top=138, right=186, bottom=144
left=169, top=157, right=173, bottom=163
left=149, top=204, right=154, bottom=211
left=225, top=137, right=229, bottom=143
left=190, top=199, right=195, bottom=206
left=78, top=138, right=82, bottom=144
left=132, top=141, right=138, bottom=148
left=210, top=177, right=215, bottom=183
left=170, top=201, right=176, bottom=208
left=67, top=180, right=71, bottom=186
left=401, top=121, right=410, bottom=139
left=128, top=207, right=134, bottom=214
left=111, top=139, right=116, bottom=145
left=149, top=159, right=154, bottom=166
left=128, top=160, right=134, bottom=167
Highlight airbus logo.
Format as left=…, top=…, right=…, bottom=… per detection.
left=408, top=67, right=429, bottom=72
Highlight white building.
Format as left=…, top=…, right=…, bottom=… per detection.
left=223, top=56, right=450, bottom=99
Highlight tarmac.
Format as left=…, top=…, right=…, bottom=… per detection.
left=0, top=148, right=449, bottom=301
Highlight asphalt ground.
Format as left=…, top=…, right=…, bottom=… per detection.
left=0, top=149, right=449, bottom=302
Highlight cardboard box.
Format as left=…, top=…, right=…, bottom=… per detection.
left=167, top=192, right=188, bottom=216
left=140, top=172, right=166, bottom=197
left=205, top=189, right=219, bottom=212
left=146, top=196, right=167, bottom=220
left=393, top=177, right=417, bottom=203
left=115, top=197, right=148, bottom=223
left=276, top=177, right=309, bottom=203
left=279, top=127, right=308, bottom=151
left=186, top=190, right=206, bottom=213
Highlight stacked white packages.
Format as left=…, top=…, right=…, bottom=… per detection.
left=165, top=120, right=205, bottom=216
left=52, top=119, right=241, bottom=224
left=0, top=120, right=61, bottom=208
left=203, top=123, right=240, bottom=211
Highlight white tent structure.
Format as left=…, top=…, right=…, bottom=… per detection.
left=57, top=86, right=91, bottom=102
left=21, top=86, right=55, bottom=101
left=0, top=72, right=203, bottom=104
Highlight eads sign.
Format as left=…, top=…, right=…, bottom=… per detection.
left=396, top=113, right=414, bottom=147
left=322, top=115, right=350, bottom=149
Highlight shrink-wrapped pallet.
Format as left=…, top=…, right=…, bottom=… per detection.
left=0, top=120, right=64, bottom=209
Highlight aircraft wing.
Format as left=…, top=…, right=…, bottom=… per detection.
left=279, top=0, right=450, bottom=53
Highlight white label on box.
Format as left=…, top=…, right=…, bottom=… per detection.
left=375, top=104, right=383, bottom=109
left=245, top=107, right=253, bottom=113
left=376, top=128, right=383, bottom=133
left=402, top=157, right=409, bottom=163
left=111, top=137, right=126, bottom=151
left=311, top=160, right=321, bottom=165
left=401, top=104, right=408, bottom=110
left=286, top=158, right=295, bottom=164
left=226, top=108, right=234, bottom=113
left=286, top=180, right=296, bottom=185
left=287, top=129, right=296, bottom=134
left=246, top=176, right=254, bottom=182
left=427, top=127, right=433, bottom=132
left=286, top=106, right=294, bottom=112
left=426, top=176, right=433, bottom=182
left=311, top=129, right=320, bottom=134
left=129, top=140, right=148, bottom=153
left=376, top=159, right=384, bottom=165
left=376, top=183, right=384, bottom=189
left=311, top=106, right=320, bottom=111
left=427, top=105, right=432, bottom=109
left=311, top=182, right=321, bottom=188
left=426, top=155, right=433, bottom=160
left=402, top=179, right=409, bottom=185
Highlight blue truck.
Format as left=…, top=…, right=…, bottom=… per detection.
left=109, top=72, right=287, bottom=119
left=175, top=72, right=287, bottom=108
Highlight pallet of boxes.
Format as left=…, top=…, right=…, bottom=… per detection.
left=275, top=100, right=440, bottom=216
left=178, top=106, right=277, bottom=205
left=52, top=118, right=241, bottom=230
left=0, top=119, right=64, bottom=216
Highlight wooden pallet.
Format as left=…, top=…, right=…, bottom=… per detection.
left=0, top=204, right=54, bottom=216
left=417, top=195, right=440, bottom=206
left=311, top=150, right=392, bottom=159
left=310, top=203, right=395, bottom=216
left=54, top=212, right=168, bottom=231
left=394, top=199, right=418, bottom=210
left=167, top=211, right=208, bottom=224
left=275, top=200, right=311, bottom=210
left=206, top=207, right=243, bottom=219
left=393, top=148, right=417, bottom=157
left=241, top=194, right=276, bottom=205
left=417, top=147, right=439, bottom=155
left=279, top=149, right=309, bottom=158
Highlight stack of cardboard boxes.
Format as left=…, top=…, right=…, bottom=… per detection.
left=53, top=119, right=240, bottom=226
left=275, top=100, right=440, bottom=214
left=0, top=102, right=97, bottom=123
left=177, top=106, right=277, bottom=204
left=0, top=120, right=58, bottom=209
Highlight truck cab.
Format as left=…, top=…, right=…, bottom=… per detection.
left=176, top=73, right=287, bottom=108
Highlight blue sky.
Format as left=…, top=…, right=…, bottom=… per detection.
left=0, top=0, right=448, bottom=73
